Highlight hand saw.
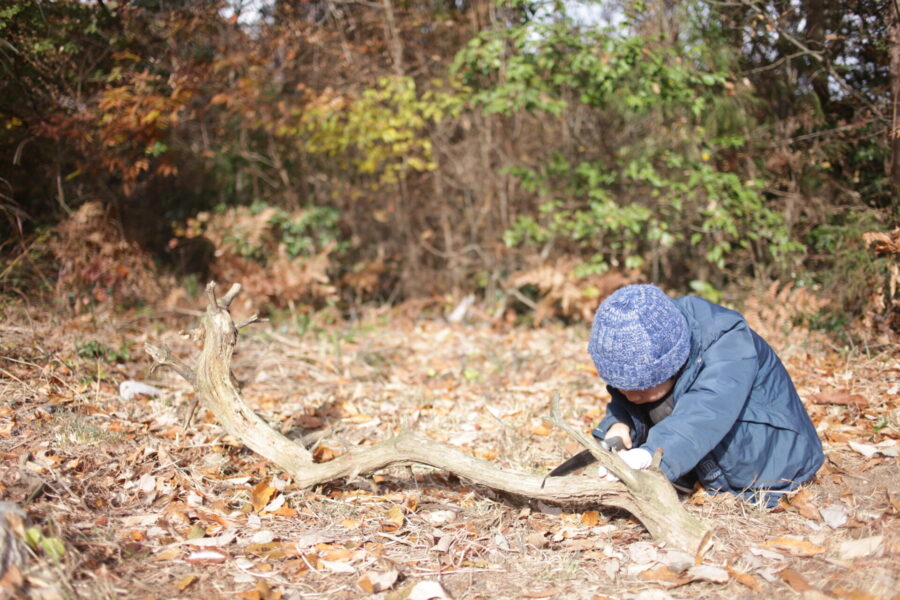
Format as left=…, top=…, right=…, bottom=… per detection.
left=541, top=436, right=625, bottom=486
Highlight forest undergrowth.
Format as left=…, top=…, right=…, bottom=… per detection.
left=0, top=286, right=897, bottom=600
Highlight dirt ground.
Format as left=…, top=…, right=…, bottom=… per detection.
left=0, top=294, right=897, bottom=600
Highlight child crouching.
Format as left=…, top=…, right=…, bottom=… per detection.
left=588, top=284, right=824, bottom=506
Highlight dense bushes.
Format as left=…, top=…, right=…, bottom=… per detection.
left=0, top=0, right=896, bottom=330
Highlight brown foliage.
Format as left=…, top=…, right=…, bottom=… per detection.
left=175, top=206, right=338, bottom=310
left=863, top=228, right=900, bottom=334
left=741, top=281, right=830, bottom=350
left=509, top=258, right=642, bottom=325
left=50, top=202, right=161, bottom=312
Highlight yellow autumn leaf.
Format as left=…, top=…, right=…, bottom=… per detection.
left=529, top=420, right=553, bottom=436
left=581, top=511, right=601, bottom=527
left=251, top=480, right=276, bottom=513
left=386, top=505, right=404, bottom=528
left=175, top=575, right=197, bottom=591
left=761, top=536, right=826, bottom=556
left=322, top=548, right=354, bottom=561
left=155, top=546, right=181, bottom=561
left=726, top=565, right=761, bottom=591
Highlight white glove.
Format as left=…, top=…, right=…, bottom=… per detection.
left=597, top=465, right=619, bottom=482
left=618, top=448, right=652, bottom=470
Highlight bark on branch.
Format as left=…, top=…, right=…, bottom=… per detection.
left=145, top=282, right=712, bottom=555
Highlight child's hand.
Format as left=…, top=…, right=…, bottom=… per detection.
left=618, top=448, right=652, bottom=470
left=606, top=423, right=632, bottom=449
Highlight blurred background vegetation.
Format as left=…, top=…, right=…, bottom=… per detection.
left=0, top=0, right=897, bottom=339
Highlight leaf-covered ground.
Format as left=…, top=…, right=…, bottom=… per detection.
left=0, top=296, right=897, bottom=600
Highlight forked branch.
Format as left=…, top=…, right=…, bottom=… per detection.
left=145, top=282, right=712, bottom=555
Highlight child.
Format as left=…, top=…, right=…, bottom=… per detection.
left=588, top=284, right=824, bottom=506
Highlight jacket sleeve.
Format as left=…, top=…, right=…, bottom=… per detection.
left=592, top=390, right=636, bottom=442
left=641, top=321, right=758, bottom=481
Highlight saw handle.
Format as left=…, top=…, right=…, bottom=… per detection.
left=603, top=436, right=625, bottom=452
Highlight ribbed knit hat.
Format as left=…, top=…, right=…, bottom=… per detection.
left=588, top=284, right=690, bottom=391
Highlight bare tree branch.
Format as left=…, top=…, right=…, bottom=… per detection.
left=741, top=0, right=887, bottom=123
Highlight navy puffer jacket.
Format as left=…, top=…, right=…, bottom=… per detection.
left=592, top=296, right=824, bottom=506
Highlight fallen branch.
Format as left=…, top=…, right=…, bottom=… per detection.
left=145, top=282, right=712, bottom=555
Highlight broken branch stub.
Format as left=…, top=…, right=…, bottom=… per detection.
left=144, top=281, right=712, bottom=555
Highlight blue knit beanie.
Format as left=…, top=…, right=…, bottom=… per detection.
left=588, top=284, right=690, bottom=390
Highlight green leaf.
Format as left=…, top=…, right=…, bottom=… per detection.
left=24, top=527, right=43, bottom=549
left=40, top=537, right=66, bottom=560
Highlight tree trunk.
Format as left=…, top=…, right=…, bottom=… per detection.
left=890, top=0, right=900, bottom=225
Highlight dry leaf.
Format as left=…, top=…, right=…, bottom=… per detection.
left=581, top=511, right=600, bottom=526
left=295, top=414, right=323, bottom=429
left=726, top=565, right=760, bottom=591
left=659, top=550, right=694, bottom=573
left=357, top=570, right=399, bottom=594
left=254, top=580, right=280, bottom=600
left=174, top=575, right=197, bottom=591
left=748, top=546, right=785, bottom=561
left=187, top=523, right=206, bottom=539
left=321, top=559, right=356, bottom=573
left=603, top=558, right=619, bottom=580
left=433, top=535, right=453, bottom=553
left=263, top=494, right=285, bottom=513
left=640, top=566, right=685, bottom=586
left=422, top=510, right=456, bottom=526
left=251, top=480, right=276, bottom=512
left=322, top=548, right=354, bottom=561
left=0, top=565, right=23, bottom=590
left=788, top=488, right=821, bottom=521
left=863, top=228, right=900, bottom=254
left=185, top=549, right=227, bottom=564
left=250, top=530, right=276, bottom=544
left=342, top=519, right=362, bottom=529
left=831, top=588, right=879, bottom=600
left=838, top=535, right=883, bottom=560
left=154, top=546, right=181, bottom=561
left=488, top=531, right=509, bottom=551
left=761, top=536, right=826, bottom=556
left=848, top=441, right=879, bottom=458
left=313, top=444, right=341, bottom=462
left=627, top=541, right=659, bottom=564
left=819, top=504, right=849, bottom=529
left=529, top=420, right=553, bottom=436
left=406, top=580, right=452, bottom=600
left=875, top=440, right=900, bottom=457
left=245, top=542, right=288, bottom=560
left=685, top=565, right=729, bottom=584
left=810, top=389, right=868, bottom=408
left=183, top=529, right=237, bottom=547
left=779, top=568, right=815, bottom=593
left=386, top=505, right=405, bottom=528
left=272, top=505, right=298, bottom=518
left=294, top=532, right=334, bottom=549
left=138, top=473, right=156, bottom=493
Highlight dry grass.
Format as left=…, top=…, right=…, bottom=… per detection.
left=0, top=293, right=897, bottom=599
